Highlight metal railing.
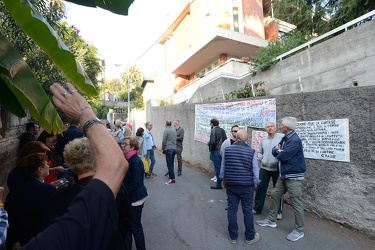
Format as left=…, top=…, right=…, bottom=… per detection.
left=163, top=58, right=251, bottom=104
left=275, top=10, right=375, bottom=61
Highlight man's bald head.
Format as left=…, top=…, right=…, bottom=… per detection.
left=236, top=130, right=248, bottom=142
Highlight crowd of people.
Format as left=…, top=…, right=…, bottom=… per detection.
left=1, top=83, right=186, bottom=249
left=0, top=82, right=307, bottom=249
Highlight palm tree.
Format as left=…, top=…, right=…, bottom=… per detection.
left=0, top=0, right=134, bottom=133
left=122, top=65, right=144, bottom=92
left=121, top=65, right=144, bottom=117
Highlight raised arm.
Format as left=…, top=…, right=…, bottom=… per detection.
left=50, top=83, right=128, bottom=197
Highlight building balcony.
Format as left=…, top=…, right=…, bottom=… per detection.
left=162, top=58, right=251, bottom=104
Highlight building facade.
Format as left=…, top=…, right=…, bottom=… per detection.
left=145, top=0, right=290, bottom=104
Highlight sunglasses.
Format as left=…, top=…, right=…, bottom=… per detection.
left=232, top=130, right=238, bottom=133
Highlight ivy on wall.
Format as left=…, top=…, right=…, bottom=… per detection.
left=160, top=100, right=174, bottom=106
left=225, top=81, right=266, bottom=100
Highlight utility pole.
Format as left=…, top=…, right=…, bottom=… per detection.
left=114, top=64, right=122, bottom=101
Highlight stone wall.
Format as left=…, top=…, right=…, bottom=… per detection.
left=0, top=109, right=31, bottom=190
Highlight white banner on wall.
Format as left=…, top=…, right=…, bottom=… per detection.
left=295, top=119, right=350, bottom=162
left=194, top=99, right=276, bottom=143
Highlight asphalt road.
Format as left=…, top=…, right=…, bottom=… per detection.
left=141, top=151, right=374, bottom=250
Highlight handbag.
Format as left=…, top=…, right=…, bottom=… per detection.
left=142, top=156, right=149, bottom=174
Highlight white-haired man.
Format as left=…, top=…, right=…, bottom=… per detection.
left=256, top=117, right=306, bottom=242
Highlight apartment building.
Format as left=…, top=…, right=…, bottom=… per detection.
left=144, top=0, right=293, bottom=104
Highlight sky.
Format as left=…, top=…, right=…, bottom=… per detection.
left=64, top=0, right=186, bottom=79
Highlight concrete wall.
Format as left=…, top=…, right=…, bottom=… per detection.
left=131, top=109, right=146, bottom=135
left=148, top=85, right=375, bottom=237
left=147, top=20, right=375, bottom=236
left=189, top=20, right=375, bottom=102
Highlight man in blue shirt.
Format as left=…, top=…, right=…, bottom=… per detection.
left=143, top=122, right=157, bottom=177
left=256, top=117, right=306, bottom=242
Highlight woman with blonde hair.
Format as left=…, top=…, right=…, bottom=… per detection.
left=43, top=137, right=132, bottom=249
left=43, top=137, right=95, bottom=225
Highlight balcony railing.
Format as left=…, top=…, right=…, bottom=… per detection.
left=275, top=10, right=375, bottom=61
left=163, top=58, right=251, bottom=104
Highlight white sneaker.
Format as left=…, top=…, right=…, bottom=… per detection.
left=287, top=229, right=304, bottom=241
left=210, top=176, right=217, bottom=182
left=277, top=213, right=283, bottom=220
left=256, top=218, right=277, bottom=228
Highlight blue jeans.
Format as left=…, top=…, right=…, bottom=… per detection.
left=147, top=149, right=156, bottom=174
left=226, top=185, right=256, bottom=240
left=253, top=168, right=283, bottom=213
left=125, top=203, right=146, bottom=250
left=166, top=149, right=176, bottom=179
left=212, top=150, right=222, bottom=187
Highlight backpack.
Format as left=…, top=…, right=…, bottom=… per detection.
left=112, top=130, right=121, bottom=142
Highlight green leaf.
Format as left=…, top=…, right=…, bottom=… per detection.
left=0, top=32, right=63, bottom=134
left=0, top=77, right=25, bottom=118
left=65, top=0, right=135, bottom=15
left=3, top=0, right=98, bottom=96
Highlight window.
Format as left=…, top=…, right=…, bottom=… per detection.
left=231, top=0, right=243, bottom=33
left=233, top=7, right=239, bottom=32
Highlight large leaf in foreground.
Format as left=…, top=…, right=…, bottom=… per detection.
left=66, top=0, right=135, bottom=15
left=3, top=0, right=97, bottom=96
left=0, top=32, right=63, bottom=134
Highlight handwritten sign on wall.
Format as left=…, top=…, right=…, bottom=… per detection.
left=251, top=130, right=268, bottom=154
left=296, top=119, right=350, bottom=162
left=195, top=99, right=276, bottom=143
